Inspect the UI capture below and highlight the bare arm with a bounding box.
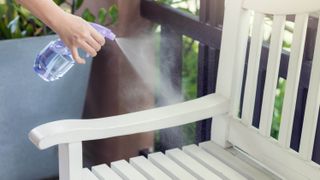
[17,0,105,64]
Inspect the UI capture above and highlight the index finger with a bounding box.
[89,26,105,46]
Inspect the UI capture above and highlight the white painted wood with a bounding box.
[299,16,320,160]
[29,93,228,150]
[199,142,281,180]
[58,142,83,180]
[213,0,251,148]
[228,120,320,180]
[243,0,320,15]
[129,156,171,180]
[165,148,222,180]
[148,152,197,180]
[182,144,248,180]
[259,15,286,136]
[229,10,251,118]
[92,164,123,180]
[83,168,99,180]
[198,142,273,180]
[29,1,320,180]
[278,14,309,147]
[242,12,265,126]
[216,0,249,99]
[210,115,232,148]
[111,160,147,180]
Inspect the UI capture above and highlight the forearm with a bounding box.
[16,0,66,32]
[16,0,105,64]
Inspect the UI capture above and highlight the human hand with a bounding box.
[53,13,106,64]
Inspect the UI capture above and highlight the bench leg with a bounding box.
[59,142,83,180]
[211,115,232,148]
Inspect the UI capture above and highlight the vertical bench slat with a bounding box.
[278,14,309,147]
[216,0,247,99]
[242,12,265,126]
[259,15,286,136]
[299,16,320,160]
[230,10,251,118]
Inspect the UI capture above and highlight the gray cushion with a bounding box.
[0,35,92,180]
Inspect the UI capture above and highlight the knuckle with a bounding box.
[81,31,90,39]
[72,36,81,45]
[71,35,79,41]
[76,39,83,45]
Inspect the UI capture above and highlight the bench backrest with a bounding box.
[214,0,320,179]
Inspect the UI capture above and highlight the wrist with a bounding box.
[47,10,69,33]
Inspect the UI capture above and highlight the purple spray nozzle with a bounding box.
[90,23,116,41]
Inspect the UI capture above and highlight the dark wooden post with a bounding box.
[196,0,224,143]
[82,0,154,166]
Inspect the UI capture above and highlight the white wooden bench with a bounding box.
[29,0,320,179]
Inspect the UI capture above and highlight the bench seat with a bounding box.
[82,141,278,180]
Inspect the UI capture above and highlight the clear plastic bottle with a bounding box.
[33,23,116,82]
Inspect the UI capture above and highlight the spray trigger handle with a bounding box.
[90,23,116,41]
[84,23,116,57]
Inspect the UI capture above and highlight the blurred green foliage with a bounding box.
[157,0,199,15]
[265,18,292,139]
[0,0,47,39]
[0,0,118,40]
[181,36,198,144]
[182,36,198,101]
[271,78,286,139]
[108,5,119,25]
[82,5,118,25]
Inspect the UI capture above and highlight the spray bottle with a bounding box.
[33,23,116,82]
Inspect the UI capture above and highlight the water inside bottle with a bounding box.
[34,40,74,81]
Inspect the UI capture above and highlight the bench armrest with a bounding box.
[29,93,229,150]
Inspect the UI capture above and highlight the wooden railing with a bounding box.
[141,0,223,150]
[140,0,320,164]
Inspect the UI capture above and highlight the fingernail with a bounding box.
[77,59,85,64]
